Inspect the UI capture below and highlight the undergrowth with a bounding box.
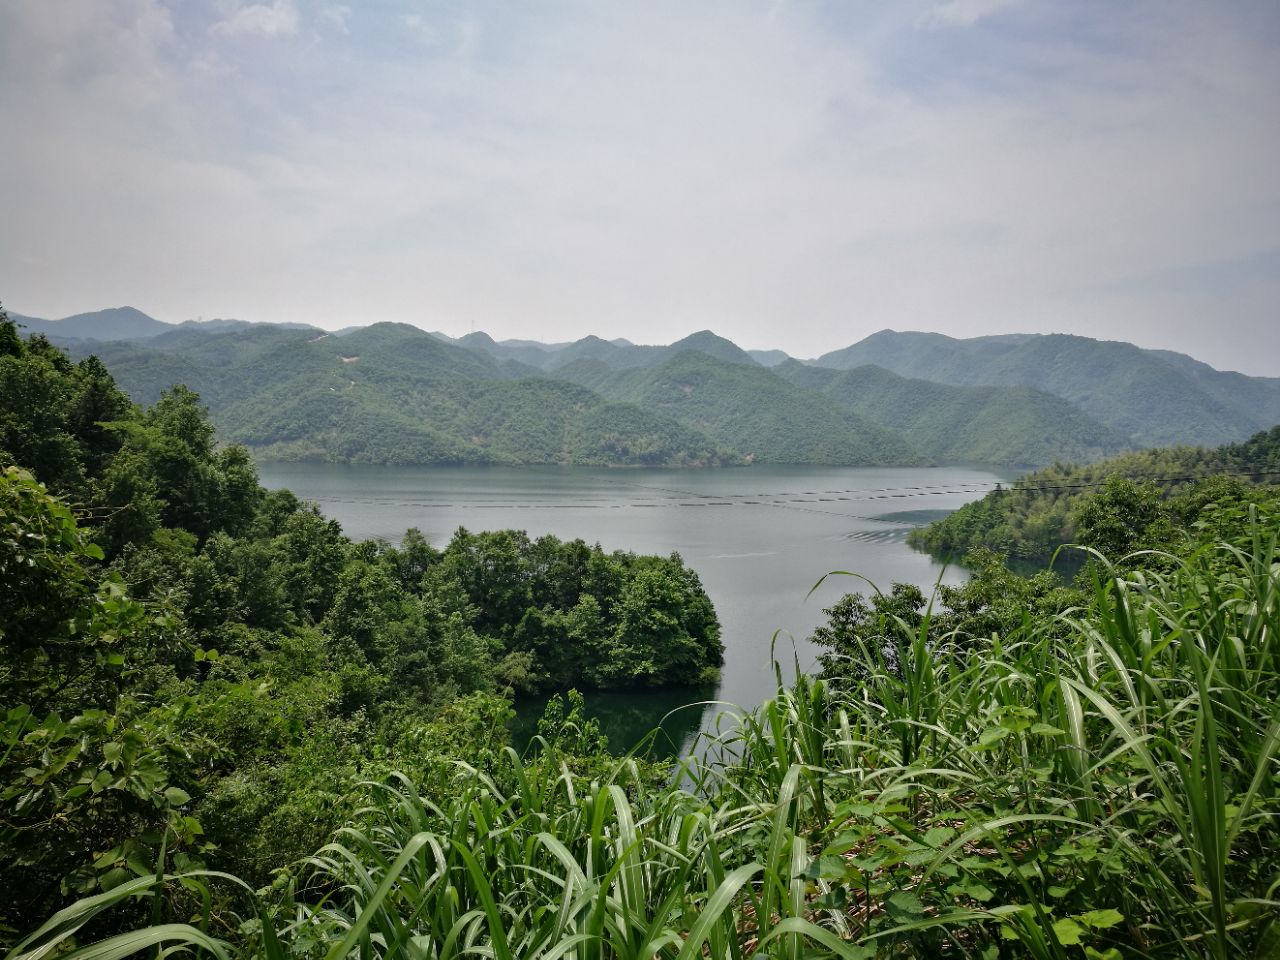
[9,519,1279,959]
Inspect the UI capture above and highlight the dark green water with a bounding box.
[256,463,1006,756]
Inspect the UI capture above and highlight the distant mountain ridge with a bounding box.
[21,304,1277,467]
[553,350,922,465]
[774,361,1126,468]
[816,329,1279,448]
[11,305,318,341]
[444,329,762,374]
[71,323,737,467]
[11,306,174,341]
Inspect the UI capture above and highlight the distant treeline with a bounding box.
[24,307,1280,469]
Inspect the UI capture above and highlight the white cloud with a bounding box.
[318,4,351,33]
[212,0,298,38]
[918,0,1022,29]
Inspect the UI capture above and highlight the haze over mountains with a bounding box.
[12,306,1279,470]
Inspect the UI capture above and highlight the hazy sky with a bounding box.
[1,1,1277,373]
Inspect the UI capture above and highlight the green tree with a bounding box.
[1072,475,1171,559]
[0,467,210,931]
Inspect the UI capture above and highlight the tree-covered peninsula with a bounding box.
[908,425,1280,563]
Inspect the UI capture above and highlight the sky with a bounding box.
[1,1,1278,374]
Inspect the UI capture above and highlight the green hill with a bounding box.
[62,318,1273,470]
[816,330,1278,447]
[467,329,760,374]
[560,350,923,465]
[909,424,1280,561]
[1147,347,1280,427]
[775,361,1126,467]
[12,305,320,343]
[70,324,736,466]
[75,324,921,467]
[11,305,174,341]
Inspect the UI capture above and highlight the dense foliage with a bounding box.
[11,484,1280,959]
[776,361,1126,468]
[558,350,922,465]
[0,313,721,941]
[8,306,1280,958]
[910,425,1280,562]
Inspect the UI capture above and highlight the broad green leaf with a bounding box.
[1053,917,1085,946]
[1078,908,1123,929]
[164,787,191,806]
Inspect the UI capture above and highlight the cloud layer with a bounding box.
[1,0,1277,373]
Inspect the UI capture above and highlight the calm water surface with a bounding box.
[256,463,1005,755]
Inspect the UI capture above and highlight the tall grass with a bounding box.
[9,521,1278,959]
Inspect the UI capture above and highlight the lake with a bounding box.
[256,463,1005,756]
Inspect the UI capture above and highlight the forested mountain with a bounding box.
[910,424,1280,561]
[556,350,922,465]
[10,305,174,340]
[1148,347,1280,426]
[463,329,759,374]
[815,329,1280,447]
[12,305,321,342]
[775,361,1126,467]
[66,324,738,466]
[65,323,914,467]
[24,303,1280,467]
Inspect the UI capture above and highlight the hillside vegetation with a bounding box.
[559,350,922,465]
[817,329,1280,447]
[23,305,1280,468]
[11,461,1280,958]
[71,324,737,467]
[775,361,1125,467]
[910,425,1280,561]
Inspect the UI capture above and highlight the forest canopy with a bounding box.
[908,426,1280,562]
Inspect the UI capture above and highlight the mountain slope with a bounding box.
[13,306,322,344]
[747,349,791,367]
[775,362,1126,467]
[816,330,1272,447]
[68,324,736,466]
[11,306,173,341]
[665,331,758,367]
[1147,348,1280,428]
[465,329,763,374]
[560,350,922,465]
